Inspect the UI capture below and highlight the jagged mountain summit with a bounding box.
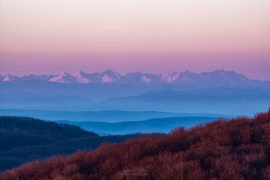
[74,71,90,83]
[49,72,77,83]
[1,74,56,82]
[0,69,266,86]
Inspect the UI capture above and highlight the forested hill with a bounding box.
[0,116,139,171]
[1,109,270,179]
[0,116,97,140]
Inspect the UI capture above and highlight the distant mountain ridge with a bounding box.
[1,69,269,115]
[57,116,217,135]
[1,69,265,85]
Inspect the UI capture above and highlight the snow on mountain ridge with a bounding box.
[0,69,258,85]
[159,72,180,83]
[49,72,77,83]
[3,75,11,82]
[102,74,114,82]
[2,75,19,82]
[141,76,151,83]
[101,69,121,82]
[74,71,90,83]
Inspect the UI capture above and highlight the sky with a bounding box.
[0,0,269,80]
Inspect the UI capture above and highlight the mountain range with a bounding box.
[1,69,267,86]
[1,69,269,115]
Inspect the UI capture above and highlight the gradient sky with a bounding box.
[0,0,270,80]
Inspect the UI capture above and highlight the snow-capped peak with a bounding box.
[74,71,90,83]
[59,71,70,76]
[49,72,76,83]
[141,76,151,83]
[102,74,114,82]
[160,72,179,83]
[101,69,121,82]
[3,75,11,81]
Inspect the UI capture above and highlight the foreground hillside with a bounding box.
[0,116,139,171]
[1,109,270,179]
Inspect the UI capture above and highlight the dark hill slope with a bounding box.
[0,116,97,151]
[0,116,138,171]
[1,109,270,179]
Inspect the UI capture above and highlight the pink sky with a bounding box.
[0,0,270,80]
